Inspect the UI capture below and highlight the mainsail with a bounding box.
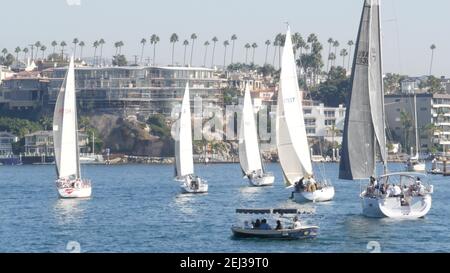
[276,27,313,187]
[239,84,264,176]
[175,83,194,177]
[339,0,387,180]
[53,56,81,179]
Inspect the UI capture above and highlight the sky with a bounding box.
[0,0,448,76]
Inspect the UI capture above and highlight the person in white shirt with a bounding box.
[393,184,402,197]
[293,216,302,229]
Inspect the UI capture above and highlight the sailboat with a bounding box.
[239,83,275,187]
[406,94,426,172]
[53,56,92,198]
[276,26,335,203]
[339,0,433,218]
[174,83,208,193]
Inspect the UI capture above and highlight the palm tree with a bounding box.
[51,41,58,55]
[14,47,21,60]
[340,49,348,68]
[118,41,124,55]
[230,34,237,64]
[332,40,340,67]
[264,40,271,65]
[347,40,354,71]
[292,32,302,59]
[23,48,29,62]
[150,35,160,66]
[244,43,251,64]
[327,38,333,72]
[1,48,7,58]
[203,41,210,67]
[98,38,105,66]
[93,40,99,66]
[40,45,47,60]
[272,37,279,67]
[170,33,179,65]
[114,42,120,56]
[211,36,218,68]
[34,41,42,60]
[183,40,189,66]
[140,38,147,63]
[60,41,67,59]
[429,44,436,75]
[251,43,258,64]
[72,38,79,59]
[223,40,229,69]
[78,41,85,60]
[328,53,336,69]
[189,33,197,66]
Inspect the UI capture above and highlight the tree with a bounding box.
[273,34,281,67]
[72,38,79,59]
[2,48,7,58]
[51,41,58,55]
[264,40,271,65]
[14,46,21,60]
[211,36,218,67]
[150,34,160,66]
[40,45,47,60]
[0,53,14,66]
[340,48,348,68]
[170,33,179,65]
[93,40,99,66]
[140,38,147,63]
[203,41,210,67]
[429,44,436,76]
[34,41,41,60]
[244,43,251,64]
[400,110,413,153]
[60,41,67,59]
[384,73,405,94]
[427,76,445,94]
[327,38,333,72]
[310,66,350,107]
[147,114,171,139]
[251,43,258,64]
[347,40,354,71]
[230,34,237,64]
[182,40,189,66]
[189,33,197,66]
[112,55,127,66]
[223,40,229,69]
[78,41,85,60]
[98,38,105,66]
[23,48,29,61]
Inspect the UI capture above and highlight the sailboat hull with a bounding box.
[180,177,208,194]
[406,162,426,172]
[248,175,275,187]
[56,179,92,198]
[361,194,432,219]
[293,186,335,203]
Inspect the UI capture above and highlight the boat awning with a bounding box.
[235,209,272,214]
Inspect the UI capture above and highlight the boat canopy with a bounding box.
[235,208,313,215]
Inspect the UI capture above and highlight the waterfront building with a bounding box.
[24,130,89,155]
[0,72,49,110]
[0,131,18,156]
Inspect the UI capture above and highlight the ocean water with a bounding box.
[0,163,448,253]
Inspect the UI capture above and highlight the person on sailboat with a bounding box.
[292,216,301,229]
[275,220,283,230]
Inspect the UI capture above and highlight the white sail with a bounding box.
[276,27,313,186]
[175,83,194,177]
[239,84,263,175]
[53,56,80,179]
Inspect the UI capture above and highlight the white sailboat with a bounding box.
[53,57,92,198]
[174,83,208,193]
[276,26,335,203]
[238,83,275,187]
[340,0,433,219]
[406,94,426,172]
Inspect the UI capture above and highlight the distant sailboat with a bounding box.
[174,83,208,193]
[339,0,433,218]
[276,26,335,203]
[238,83,274,187]
[406,94,426,172]
[53,56,92,198]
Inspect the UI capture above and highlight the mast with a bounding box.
[413,93,420,159]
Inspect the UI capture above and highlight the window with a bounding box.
[420,107,428,111]
[324,111,335,118]
[395,99,401,102]
[306,128,316,135]
[396,108,401,112]
[304,109,312,115]
[305,119,316,126]
[325,119,335,126]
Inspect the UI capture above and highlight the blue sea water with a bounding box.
[0,163,448,253]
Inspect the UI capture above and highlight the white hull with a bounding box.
[180,177,208,194]
[407,162,426,172]
[361,194,432,219]
[248,175,275,187]
[56,179,92,198]
[293,186,335,203]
